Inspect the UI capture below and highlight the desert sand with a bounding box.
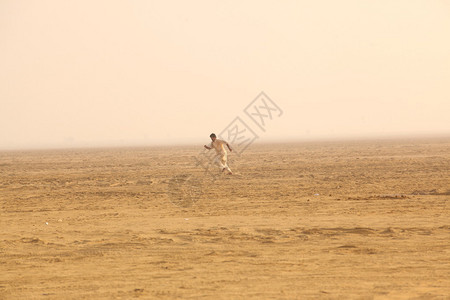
[1,138,449,299]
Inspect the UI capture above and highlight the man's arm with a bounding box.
[226,143,232,152]
[204,144,212,150]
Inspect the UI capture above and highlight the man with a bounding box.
[204,133,233,175]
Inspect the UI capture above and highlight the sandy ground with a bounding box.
[1,138,449,299]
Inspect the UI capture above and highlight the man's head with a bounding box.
[210,133,216,141]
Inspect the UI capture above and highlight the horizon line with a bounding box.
[1,133,449,152]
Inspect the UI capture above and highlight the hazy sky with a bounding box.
[1,0,449,150]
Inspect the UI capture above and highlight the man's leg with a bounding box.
[221,153,232,174]
[214,155,225,170]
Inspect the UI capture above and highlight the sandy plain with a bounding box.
[0,138,449,299]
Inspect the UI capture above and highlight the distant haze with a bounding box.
[1,0,449,150]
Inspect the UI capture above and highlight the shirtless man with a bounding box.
[204,133,233,175]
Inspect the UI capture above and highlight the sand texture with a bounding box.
[1,139,449,299]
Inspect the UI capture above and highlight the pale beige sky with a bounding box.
[1,0,449,149]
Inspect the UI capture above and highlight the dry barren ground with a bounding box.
[1,138,449,299]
